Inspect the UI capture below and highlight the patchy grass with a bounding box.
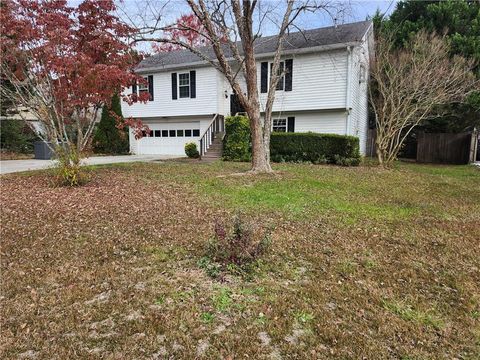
[1,161,479,359]
[381,299,444,330]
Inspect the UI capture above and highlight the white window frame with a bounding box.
[272,118,287,132]
[269,61,285,91]
[178,72,190,98]
[138,76,149,95]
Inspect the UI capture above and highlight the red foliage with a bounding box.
[0,0,146,136]
[153,13,225,53]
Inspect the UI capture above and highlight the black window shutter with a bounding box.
[132,80,137,95]
[285,59,293,91]
[190,70,196,98]
[260,62,268,93]
[287,117,295,132]
[148,75,154,101]
[171,73,177,100]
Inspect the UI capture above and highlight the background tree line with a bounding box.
[372,0,480,133]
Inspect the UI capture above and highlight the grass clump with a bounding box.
[198,215,272,279]
[200,312,215,323]
[382,300,444,330]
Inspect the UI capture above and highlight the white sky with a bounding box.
[70,0,398,52]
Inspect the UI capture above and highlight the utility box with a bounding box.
[34,141,54,160]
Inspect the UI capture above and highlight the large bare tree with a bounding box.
[132,0,345,173]
[369,31,479,167]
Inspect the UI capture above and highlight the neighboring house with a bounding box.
[0,107,43,134]
[122,20,373,156]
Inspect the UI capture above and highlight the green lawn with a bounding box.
[1,161,479,359]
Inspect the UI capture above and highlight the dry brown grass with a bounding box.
[1,161,479,359]
[0,151,34,160]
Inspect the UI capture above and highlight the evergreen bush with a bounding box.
[222,115,251,162]
[93,93,129,154]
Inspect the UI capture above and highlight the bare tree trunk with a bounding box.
[239,5,272,173]
[376,145,384,167]
[247,106,271,172]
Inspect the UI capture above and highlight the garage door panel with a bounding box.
[137,121,201,155]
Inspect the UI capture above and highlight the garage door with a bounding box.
[137,122,201,155]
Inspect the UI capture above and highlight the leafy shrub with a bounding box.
[0,119,38,153]
[333,154,361,166]
[223,118,360,166]
[92,93,129,154]
[222,115,251,161]
[199,215,272,279]
[53,145,88,187]
[270,132,361,165]
[185,141,200,158]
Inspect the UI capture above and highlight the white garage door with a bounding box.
[137,122,201,155]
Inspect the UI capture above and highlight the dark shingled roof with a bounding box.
[137,20,372,71]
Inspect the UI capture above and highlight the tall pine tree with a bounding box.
[93,93,129,154]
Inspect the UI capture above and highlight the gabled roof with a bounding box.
[137,20,372,72]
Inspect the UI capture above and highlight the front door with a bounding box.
[230,93,245,115]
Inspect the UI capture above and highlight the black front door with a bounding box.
[230,93,245,115]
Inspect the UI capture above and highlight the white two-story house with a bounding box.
[122,20,373,156]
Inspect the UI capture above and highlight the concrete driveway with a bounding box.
[0,155,180,175]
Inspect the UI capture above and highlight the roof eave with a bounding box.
[135,40,361,74]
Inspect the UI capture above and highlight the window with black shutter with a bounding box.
[148,75,154,101]
[287,117,295,132]
[179,73,190,98]
[285,59,293,91]
[138,77,149,96]
[260,62,268,93]
[190,70,196,98]
[171,73,177,99]
[270,61,285,90]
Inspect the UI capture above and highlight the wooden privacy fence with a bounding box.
[366,129,478,164]
[417,131,476,164]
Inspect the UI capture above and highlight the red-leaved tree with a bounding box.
[0,0,148,181]
[152,13,225,53]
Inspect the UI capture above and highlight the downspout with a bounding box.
[345,46,353,135]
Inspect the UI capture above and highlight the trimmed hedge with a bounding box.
[222,115,251,162]
[270,132,360,165]
[222,116,361,166]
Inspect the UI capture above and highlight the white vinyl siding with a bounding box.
[269,111,347,135]
[347,27,372,154]
[258,50,348,112]
[122,67,220,118]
